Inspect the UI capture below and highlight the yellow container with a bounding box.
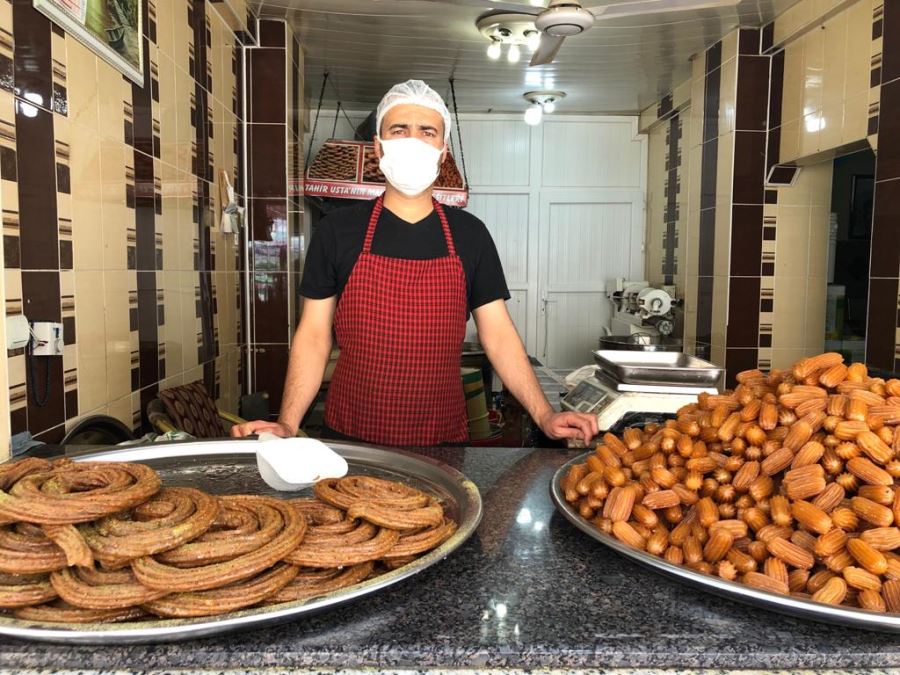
[461,367,490,438]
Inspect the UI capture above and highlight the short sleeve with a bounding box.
[469,226,510,311]
[299,220,338,299]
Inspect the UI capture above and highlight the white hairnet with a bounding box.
[376,80,452,141]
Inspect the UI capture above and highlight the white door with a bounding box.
[537,189,645,368]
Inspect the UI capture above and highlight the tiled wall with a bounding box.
[644,85,692,294]
[641,0,889,380]
[246,19,304,414]
[0,0,263,455]
[867,0,900,371]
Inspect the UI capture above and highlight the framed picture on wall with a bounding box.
[848,174,874,240]
[34,0,143,86]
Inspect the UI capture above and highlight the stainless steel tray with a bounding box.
[0,440,482,644]
[593,349,723,386]
[551,452,900,633]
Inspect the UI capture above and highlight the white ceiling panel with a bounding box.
[256,0,800,114]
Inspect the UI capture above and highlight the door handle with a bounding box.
[541,296,556,360]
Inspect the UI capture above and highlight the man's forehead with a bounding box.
[383,104,443,126]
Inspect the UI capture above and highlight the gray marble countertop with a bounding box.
[3,446,900,671]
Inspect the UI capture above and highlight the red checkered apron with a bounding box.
[325,196,469,446]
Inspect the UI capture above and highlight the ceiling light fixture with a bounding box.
[524,104,543,126]
[523,90,566,125]
[476,12,538,65]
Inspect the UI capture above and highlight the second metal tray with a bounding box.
[0,440,482,644]
[551,451,900,633]
[593,349,723,386]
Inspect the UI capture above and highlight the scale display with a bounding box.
[562,378,612,414]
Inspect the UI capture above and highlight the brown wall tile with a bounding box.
[12,0,51,111]
[866,277,899,369]
[733,131,766,204]
[250,123,286,198]
[16,100,58,269]
[871,178,900,278]
[736,56,769,131]
[250,49,285,124]
[726,277,761,348]
[252,343,288,410]
[252,271,288,344]
[876,79,900,182]
[730,205,763,276]
[882,0,900,86]
[258,20,284,48]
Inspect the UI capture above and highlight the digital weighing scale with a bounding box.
[561,351,723,432]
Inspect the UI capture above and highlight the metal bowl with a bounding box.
[597,334,683,352]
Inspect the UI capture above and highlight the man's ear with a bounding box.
[440,143,448,164]
[374,135,383,159]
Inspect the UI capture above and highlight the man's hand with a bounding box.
[230,420,294,438]
[537,410,599,444]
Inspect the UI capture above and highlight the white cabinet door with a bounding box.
[537,189,645,368]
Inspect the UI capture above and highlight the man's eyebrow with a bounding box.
[388,123,409,129]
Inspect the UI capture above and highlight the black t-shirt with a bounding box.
[300,200,510,313]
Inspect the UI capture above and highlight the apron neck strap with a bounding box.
[362,196,457,257]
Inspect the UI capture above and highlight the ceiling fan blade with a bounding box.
[529,34,565,66]
[587,0,740,19]
[392,0,540,12]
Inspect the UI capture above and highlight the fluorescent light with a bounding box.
[524,104,542,126]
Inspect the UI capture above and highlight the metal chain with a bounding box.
[332,101,341,138]
[448,77,469,189]
[304,72,329,170]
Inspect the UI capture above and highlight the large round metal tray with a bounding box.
[551,451,900,633]
[0,440,482,644]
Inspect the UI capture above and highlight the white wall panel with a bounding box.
[466,193,529,285]
[541,120,644,189]
[547,202,635,285]
[457,119,531,187]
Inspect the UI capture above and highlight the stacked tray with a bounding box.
[593,350,723,387]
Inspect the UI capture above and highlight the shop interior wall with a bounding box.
[641,0,883,380]
[0,0,262,458]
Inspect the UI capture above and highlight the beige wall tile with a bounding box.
[845,0,872,100]
[721,29,739,63]
[783,43,805,125]
[65,38,100,132]
[818,103,843,151]
[711,276,728,348]
[719,58,737,138]
[180,271,200,372]
[162,271,184,376]
[775,205,811,277]
[71,130,103,271]
[805,276,827,353]
[822,11,848,112]
[772,276,808,349]
[74,271,108,412]
[104,270,133,401]
[155,0,176,62]
[780,118,801,163]
[842,92,869,144]
[714,204,732,278]
[157,53,178,171]
[100,142,128,271]
[808,206,831,278]
[771,347,808,369]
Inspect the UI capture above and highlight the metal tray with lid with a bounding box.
[0,440,482,644]
[551,452,900,633]
[593,349,723,386]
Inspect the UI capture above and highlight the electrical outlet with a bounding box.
[31,321,63,356]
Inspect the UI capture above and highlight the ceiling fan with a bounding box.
[405,0,742,66]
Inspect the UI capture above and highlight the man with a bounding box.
[233,80,597,445]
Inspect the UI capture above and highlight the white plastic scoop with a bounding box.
[255,433,348,491]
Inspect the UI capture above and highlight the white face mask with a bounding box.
[378,138,443,197]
